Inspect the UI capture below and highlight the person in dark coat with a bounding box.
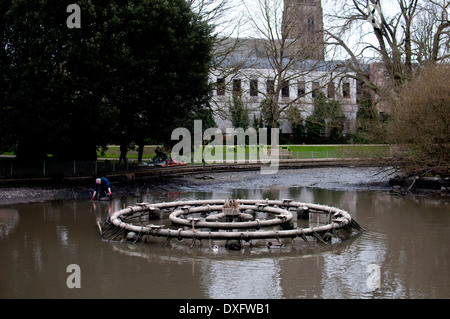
[92,177,112,200]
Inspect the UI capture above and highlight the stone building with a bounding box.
[283,0,325,61]
[210,0,359,138]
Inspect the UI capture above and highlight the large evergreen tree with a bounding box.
[108,0,214,162]
[1,0,116,161]
[0,0,213,162]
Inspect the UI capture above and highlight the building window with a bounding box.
[327,82,335,99]
[281,80,289,98]
[308,17,314,31]
[343,82,350,98]
[312,81,320,98]
[267,79,275,96]
[250,79,258,97]
[298,81,306,97]
[217,78,225,96]
[233,79,241,96]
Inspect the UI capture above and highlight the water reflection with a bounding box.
[92,200,114,224]
[0,208,19,239]
[0,183,449,299]
[202,258,283,299]
[321,230,388,298]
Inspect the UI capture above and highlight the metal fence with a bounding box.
[0,159,128,179]
[0,150,375,179]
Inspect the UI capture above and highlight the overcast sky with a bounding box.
[212,0,401,60]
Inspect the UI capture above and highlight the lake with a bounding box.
[1,167,449,299]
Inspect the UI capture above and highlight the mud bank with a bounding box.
[171,166,392,192]
[2,166,447,205]
[0,167,394,205]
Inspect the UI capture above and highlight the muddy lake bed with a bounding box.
[1,167,449,300]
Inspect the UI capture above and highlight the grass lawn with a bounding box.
[284,144,390,159]
[94,144,390,161]
[97,145,159,160]
[2,144,389,161]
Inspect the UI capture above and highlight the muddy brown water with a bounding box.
[0,167,449,299]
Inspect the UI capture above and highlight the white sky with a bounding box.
[213,0,402,60]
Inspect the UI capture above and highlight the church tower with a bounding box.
[283,0,325,61]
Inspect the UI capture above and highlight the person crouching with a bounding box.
[92,177,112,200]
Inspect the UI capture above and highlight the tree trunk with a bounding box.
[119,142,127,166]
[137,141,144,163]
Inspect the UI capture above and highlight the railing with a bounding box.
[0,159,130,179]
[0,149,384,179]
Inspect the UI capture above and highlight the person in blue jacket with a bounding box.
[92,177,112,200]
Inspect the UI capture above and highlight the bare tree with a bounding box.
[325,0,450,174]
[239,0,349,129]
[190,0,244,64]
[412,0,450,63]
[387,64,450,174]
[325,0,450,93]
[190,0,250,124]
